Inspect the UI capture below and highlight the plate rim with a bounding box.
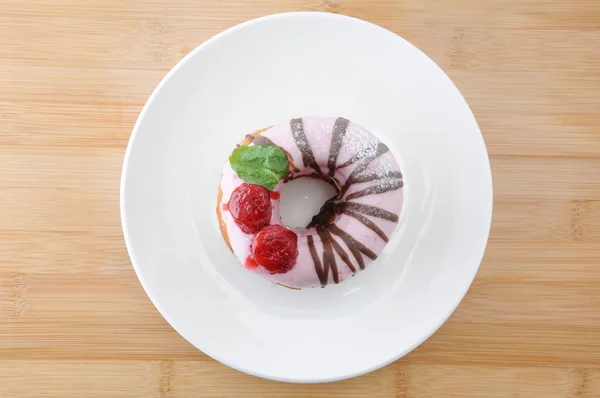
[120,11,494,383]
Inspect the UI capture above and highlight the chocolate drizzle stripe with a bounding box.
[257,117,403,286]
[252,135,276,146]
[338,142,388,170]
[290,118,322,174]
[349,143,389,176]
[345,180,404,201]
[337,144,376,169]
[350,170,403,185]
[328,233,357,273]
[340,143,390,194]
[339,202,399,222]
[317,228,339,284]
[342,208,389,243]
[327,223,377,269]
[327,117,350,177]
[307,235,327,287]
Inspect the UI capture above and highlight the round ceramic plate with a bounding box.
[121,12,492,383]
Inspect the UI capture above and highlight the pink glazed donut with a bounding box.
[217,116,404,289]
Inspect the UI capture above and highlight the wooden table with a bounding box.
[1,0,599,396]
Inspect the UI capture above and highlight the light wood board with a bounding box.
[1,0,599,396]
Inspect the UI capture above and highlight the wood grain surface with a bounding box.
[1,0,599,396]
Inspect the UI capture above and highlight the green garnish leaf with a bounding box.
[229,145,289,190]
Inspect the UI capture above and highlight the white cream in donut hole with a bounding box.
[219,116,404,289]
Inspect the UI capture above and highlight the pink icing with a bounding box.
[219,117,404,289]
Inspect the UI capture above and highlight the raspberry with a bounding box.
[251,225,298,274]
[228,183,271,234]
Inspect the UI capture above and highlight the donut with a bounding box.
[217,116,404,289]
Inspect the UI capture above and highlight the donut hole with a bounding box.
[278,176,337,228]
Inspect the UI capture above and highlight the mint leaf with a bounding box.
[229,145,289,190]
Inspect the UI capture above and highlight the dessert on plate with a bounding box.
[217,116,404,289]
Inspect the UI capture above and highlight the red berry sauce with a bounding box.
[244,257,259,271]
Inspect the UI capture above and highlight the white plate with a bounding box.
[121,12,492,383]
